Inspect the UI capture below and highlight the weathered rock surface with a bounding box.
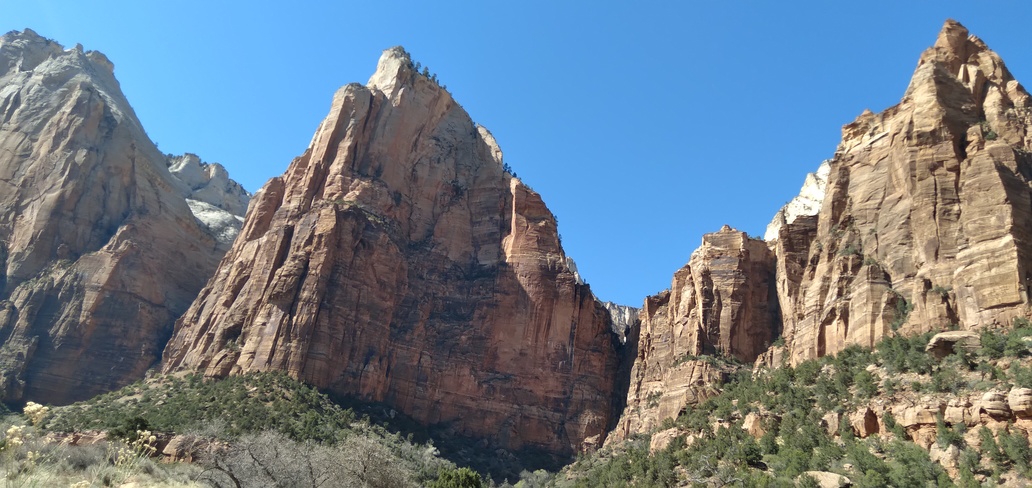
[925,330,981,359]
[0,30,244,404]
[764,160,830,242]
[801,471,851,488]
[773,20,1032,365]
[977,391,1011,419]
[610,226,777,442]
[602,301,638,344]
[167,153,251,246]
[162,47,621,457]
[850,407,879,438]
[1008,387,1032,418]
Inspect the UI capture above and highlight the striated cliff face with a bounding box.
[610,226,778,441]
[162,47,621,457]
[772,20,1032,365]
[0,30,247,404]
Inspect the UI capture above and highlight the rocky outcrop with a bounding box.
[0,30,247,404]
[602,301,638,344]
[167,153,251,246]
[925,330,981,359]
[161,47,621,458]
[764,160,830,242]
[772,20,1032,365]
[609,226,778,442]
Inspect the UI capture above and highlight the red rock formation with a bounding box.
[610,226,777,441]
[771,20,1032,364]
[162,47,620,456]
[0,30,244,404]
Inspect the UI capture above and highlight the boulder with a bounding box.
[850,407,879,438]
[979,391,1012,420]
[800,471,851,488]
[649,428,681,454]
[925,331,981,360]
[1008,388,1032,418]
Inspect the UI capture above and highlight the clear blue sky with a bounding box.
[4,1,1032,306]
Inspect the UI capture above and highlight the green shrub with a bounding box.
[854,370,879,398]
[936,416,964,449]
[430,467,483,488]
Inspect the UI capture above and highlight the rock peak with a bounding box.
[367,45,417,95]
[933,19,969,56]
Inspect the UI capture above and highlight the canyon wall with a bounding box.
[610,226,777,442]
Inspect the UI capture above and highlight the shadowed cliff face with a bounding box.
[772,19,1032,365]
[0,30,247,404]
[162,47,622,457]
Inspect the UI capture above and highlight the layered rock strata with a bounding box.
[0,30,246,404]
[162,47,621,456]
[771,20,1032,364]
[610,226,778,441]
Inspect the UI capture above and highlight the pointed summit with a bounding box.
[366,46,415,95]
[164,43,618,459]
[909,19,1023,110]
[765,19,1032,370]
[931,19,971,60]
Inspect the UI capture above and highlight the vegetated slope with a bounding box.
[582,18,1032,488]
[41,371,468,487]
[611,17,1032,450]
[560,325,1032,487]
[162,46,625,462]
[0,29,248,405]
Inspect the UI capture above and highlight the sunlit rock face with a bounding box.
[167,153,251,247]
[162,47,623,457]
[609,226,778,442]
[0,29,246,404]
[772,19,1032,365]
[612,18,1032,442]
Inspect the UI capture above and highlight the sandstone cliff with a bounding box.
[772,20,1032,365]
[162,47,621,457]
[0,30,247,404]
[610,226,778,441]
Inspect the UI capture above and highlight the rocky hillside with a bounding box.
[592,18,1032,486]
[0,29,248,405]
[161,47,624,459]
[613,18,1032,436]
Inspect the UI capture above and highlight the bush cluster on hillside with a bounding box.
[557,323,1032,487]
